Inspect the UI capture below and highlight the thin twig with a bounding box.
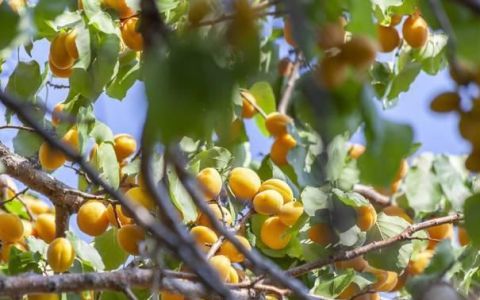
[0,125,35,132]
[353,184,391,207]
[240,90,268,118]
[278,53,301,114]
[46,81,70,89]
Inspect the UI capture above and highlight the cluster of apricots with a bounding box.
[429,68,480,172]
[283,12,429,89]
[240,90,297,166]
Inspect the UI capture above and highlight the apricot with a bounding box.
[367,267,398,292]
[402,14,429,48]
[34,213,56,243]
[258,179,293,203]
[22,220,33,238]
[348,144,365,159]
[50,32,75,70]
[77,201,109,236]
[390,14,403,26]
[208,255,231,281]
[317,21,345,50]
[39,142,67,171]
[458,226,470,246]
[47,237,75,273]
[337,282,360,299]
[283,18,297,47]
[315,55,348,89]
[270,134,297,166]
[125,187,156,212]
[241,90,257,119]
[160,291,184,300]
[117,224,145,255]
[190,225,218,251]
[106,204,132,227]
[196,168,222,200]
[1,243,25,262]
[260,216,291,250]
[188,0,209,24]
[356,293,380,300]
[228,167,261,200]
[253,190,283,215]
[49,59,72,78]
[116,0,135,18]
[427,223,453,240]
[278,57,293,77]
[383,206,412,223]
[114,134,137,162]
[308,223,335,246]
[356,205,377,231]
[278,201,304,226]
[51,103,65,127]
[407,250,434,275]
[335,256,368,272]
[64,31,79,60]
[377,25,400,52]
[218,235,251,263]
[0,213,24,243]
[395,159,409,181]
[24,196,50,215]
[28,294,59,300]
[265,112,292,137]
[121,17,143,51]
[227,266,239,283]
[196,203,232,228]
[340,36,377,70]
[430,92,461,113]
[62,127,80,154]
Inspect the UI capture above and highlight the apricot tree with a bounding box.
[0,0,480,299]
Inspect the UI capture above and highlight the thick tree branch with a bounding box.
[353,184,390,207]
[287,213,463,277]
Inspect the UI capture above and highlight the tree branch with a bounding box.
[0,125,35,132]
[353,184,391,207]
[278,53,301,114]
[287,213,463,277]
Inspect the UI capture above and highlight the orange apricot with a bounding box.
[190,225,218,251]
[377,25,400,52]
[106,204,132,227]
[39,142,67,171]
[270,134,297,166]
[278,201,304,226]
[258,179,293,203]
[47,237,75,273]
[240,90,257,119]
[49,59,72,78]
[228,167,261,201]
[260,216,291,250]
[308,223,335,246]
[121,17,143,51]
[113,134,137,162]
[34,213,56,243]
[51,103,65,127]
[402,14,429,48]
[117,224,145,255]
[383,205,412,223]
[62,127,80,154]
[50,32,75,70]
[340,36,377,71]
[356,205,377,231]
[430,92,461,113]
[458,226,470,246]
[427,222,453,240]
[125,187,156,212]
[0,213,24,243]
[196,203,232,228]
[335,256,368,272]
[208,255,231,281]
[407,250,434,275]
[265,112,293,137]
[337,282,360,299]
[77,200,109,236]
[218,235,251,263]
[64,31,79,60]
[253,190,283,215]
[196,168,222,200]
[367,267,398,292]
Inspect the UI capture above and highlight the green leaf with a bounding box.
[383,57,422,104]
[166,166,198,223]
[301,186,329,217]
[0,2,20,50]
[311,269,355,297]
[332,189,369,207]
[4,199,29,219]
[90,121,114,143]
[82,0,117,34]
[365,213,415,271]
[464,193,480,247]
[26,236,48,258]
[66,231,105,271]
[189,147,232,174]
[288,129,324,187]
[424,240,455,275]
[95,142,120,189]
[249,82,276,136]
[94,228,129,270]
[34,0,71,37]
[413,32,448,75]
[13,130,43,158]
[347,0,375,37]
[107,52,140,100]
[8,247,43,275]
[6,61,44,101]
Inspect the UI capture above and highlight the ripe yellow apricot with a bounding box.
[0,213,24,243]
[64,31,79,60]
[317,21,345,50]
[258,179,293,203]
[367,267,398,292]
[356,293,380,300]
[383,205,412,223]
[335,256,369,272]
[190,225,218,251]
[117,224,145,255]
[283,18,297,47]
[241,90,257,119]
[47,237,75,273]
[160,291,184,300]
[49,59,72,78]
[62,127,80,154]
[308,223,335,246]
[1,243,26,262]
[28,294,59,300]
[24,196,50,215]
[197,203,232,228]
[218,235,251,263]
[114,134,137,162]
[51,103,65,127]
[208,255,231,281]
[337,282,360,299]
[270,134,297,166]
[348,144,365,159]
[427,222,453,240]
[228,167,261,200]
[227,266,239,283]
[458,226,469,246]
[356,205,377,231]
[278,201,304,226]
[430,92,461,113]
[50,32,75,70]
[407,250,434,275]
[125,187,156,212]
[278,58,293,77]
[315,55,348,89]
[377,25,400,52]
[39,142,67,171]
[340,36,377,71]
[253,190,283,215]
[121,17,143,51]
[260,216,291,250]
[196,168,222,200]
[106,204,132,227]
[265,112,292,137]
[402,14,429,48]
[34,213,56,243]
[77,201,109,236]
